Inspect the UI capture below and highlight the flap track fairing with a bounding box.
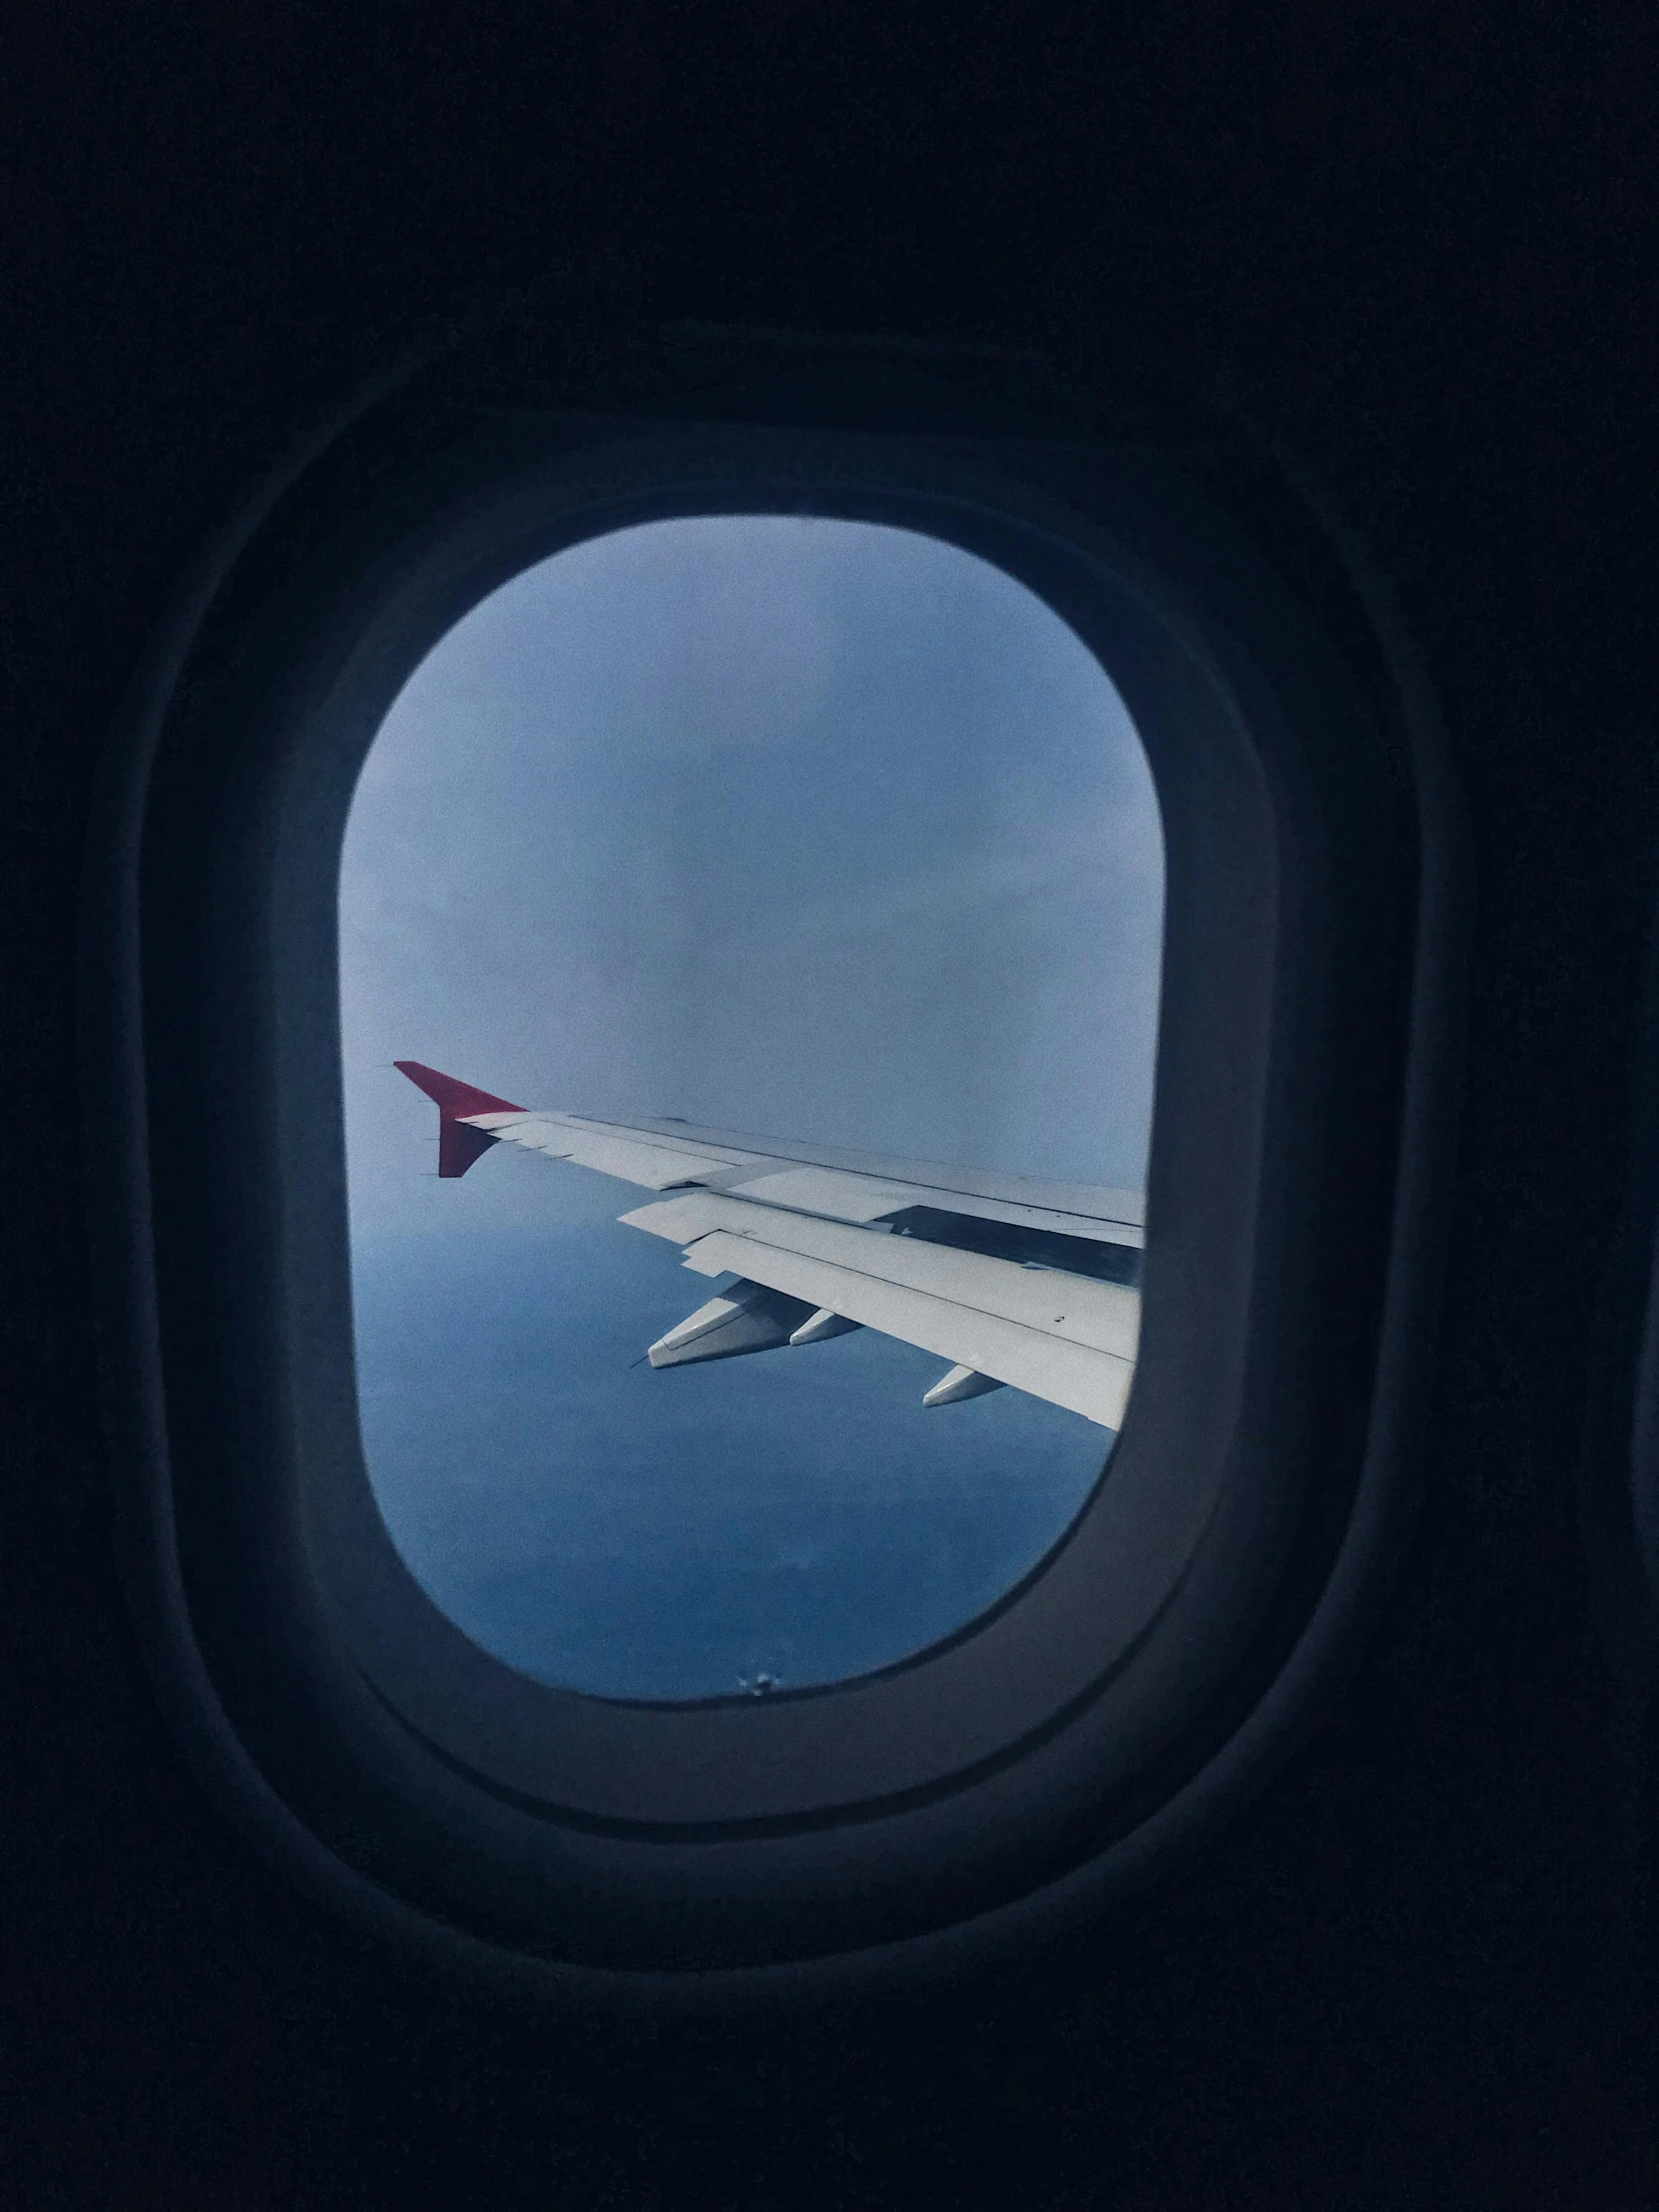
[647,1281,816,1370]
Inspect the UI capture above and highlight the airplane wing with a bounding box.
[394,1060,1143,1429]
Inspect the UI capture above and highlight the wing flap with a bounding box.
[661,1224,1133,1429]
[621,1190,1139,1428]
[621,1192,1141,1362]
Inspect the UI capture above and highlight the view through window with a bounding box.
[340,516,1164,1699]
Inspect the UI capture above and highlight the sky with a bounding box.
[340,515,1164,1233]
[336,516,1166,1699]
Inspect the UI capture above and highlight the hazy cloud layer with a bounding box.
[340,516,1165,1236]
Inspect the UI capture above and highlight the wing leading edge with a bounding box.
[394,1060,1142,1428]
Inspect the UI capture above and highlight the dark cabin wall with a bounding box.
[3,5,1654,2205]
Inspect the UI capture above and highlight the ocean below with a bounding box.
[351,1224,1111,1701]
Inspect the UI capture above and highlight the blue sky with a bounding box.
[336,517,1165,1698]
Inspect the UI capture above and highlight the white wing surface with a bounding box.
[468,1108,1144,1248]
[395,1061,1144,1429]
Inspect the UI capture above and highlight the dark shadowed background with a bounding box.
[6,4,1655,2205]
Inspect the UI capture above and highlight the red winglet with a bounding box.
[394,1060,526,1179]
[394,1060,524,1118]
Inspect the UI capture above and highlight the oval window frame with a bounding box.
[90,329,1460,1986]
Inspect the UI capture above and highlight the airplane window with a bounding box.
[115,377,1440,1972]
[339,514,1164,1700]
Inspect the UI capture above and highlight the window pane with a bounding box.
[339,516,1163,1699]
